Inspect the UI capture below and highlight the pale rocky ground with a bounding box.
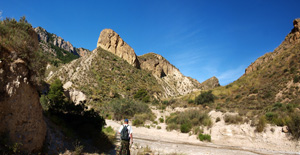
[106,107,300,155]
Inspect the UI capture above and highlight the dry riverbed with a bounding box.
[106,107,300,155]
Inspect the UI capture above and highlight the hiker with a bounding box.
[118,119,133,155]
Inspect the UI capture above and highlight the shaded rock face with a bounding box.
[245,19,300,75]
[139,53,202,96]
[0,51,46,152]
[97,29,140,68]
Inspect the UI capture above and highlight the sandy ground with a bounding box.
[106,107,300,155]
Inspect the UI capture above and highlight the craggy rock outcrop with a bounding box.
[0,53,46,152]
[139,53,201,96]
[34,27,90,57]
[97,29,140,68]
[76,47,90,57]
[245,19,300,75]
[201,76,220,90]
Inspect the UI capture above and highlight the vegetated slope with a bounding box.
[0,17,46,153]
[47,47,164,105]
[34,27,90,65]
[213,19,300,114]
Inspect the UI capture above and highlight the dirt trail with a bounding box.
[106,120,299,155]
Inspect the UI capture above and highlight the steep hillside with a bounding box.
[0,17,46,153]
[46,47,164,104]
[34,27,90,65]
[212,19,300,114]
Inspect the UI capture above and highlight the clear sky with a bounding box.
[1,0,300,85]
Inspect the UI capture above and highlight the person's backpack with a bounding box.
[120,125,130,141]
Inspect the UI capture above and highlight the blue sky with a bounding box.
[1,0,300,85]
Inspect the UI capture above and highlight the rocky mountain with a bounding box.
[0,18,46,153]
[212,19,300,112]
[97,29,219,97]
[34,27,90,64]
[47,28,220,104]
[139,53,203,96]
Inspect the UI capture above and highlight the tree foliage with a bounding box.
[195,90,215,105]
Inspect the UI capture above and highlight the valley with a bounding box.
[1,15,300,155]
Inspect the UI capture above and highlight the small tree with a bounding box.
[47,79,66,112]
[195,90,215,105]
[287,112,300,140]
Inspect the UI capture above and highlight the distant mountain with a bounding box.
[213,19,300,111]
[47,29,220,104]
[34,27,90,65]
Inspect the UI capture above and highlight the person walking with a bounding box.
[118,119,133,155]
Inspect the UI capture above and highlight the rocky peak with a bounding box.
[35,27,48,42]
[76,47,90,57]
[34,27,80,56]
[201,76,220,90]
[139,52,202,96]
[285,18,300,44]
[97,29,140,68]
[139,52,177,78]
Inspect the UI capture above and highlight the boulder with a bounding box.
[282,126,289,133]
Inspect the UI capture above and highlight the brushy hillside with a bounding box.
[47,47,164,106]
[212,19,300,115]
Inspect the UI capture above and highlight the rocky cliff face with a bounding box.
[34,27,90,57]
[0,25,46,152]
[139,53,204,96]
[97,29,140,68]
[245,19,300,75]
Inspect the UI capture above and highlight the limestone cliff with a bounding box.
[97,29,140,68]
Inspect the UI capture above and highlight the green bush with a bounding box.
[134,89,150,102]
[109,99,153,121]
[159,117,164,123]
[287,112,300,140]
[180,123,192,133]
[166,110,212,133]
[195,90,215,105]
[188,99,194,104]
[293,75,300,83]
[256,116,266,132]
[198,133,211,142]
[157,126,161,129]
[216,117,221,122]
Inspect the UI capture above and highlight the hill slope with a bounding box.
[47,47,164,104]
[212,19,300,114]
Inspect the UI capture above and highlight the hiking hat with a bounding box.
[124,119,128,122]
